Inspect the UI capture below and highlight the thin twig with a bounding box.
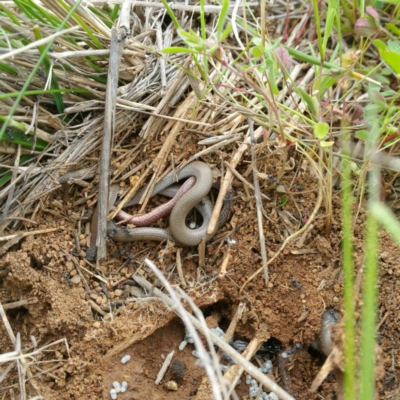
[223,161,270,201]
[96,27,122,261]
[155,350,174,385]
[249,119,268,282]
[0,228,57,241]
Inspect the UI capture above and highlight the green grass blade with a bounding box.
[18,0,61,26]
[216,0,229,41]
[2,130,48,151]
[0,5,21,24]
[359,102,381,400]
[33,26,65,114]
[200,0,206,40]
[0,88,89,100]
[110,4,120,22]
[312,0,323,59]
[160,0,180,28]
[359,208,379,400]
[0,62,18,75]
[341,125,356,400]
[57,0,104,49]
[370,202,400,246]
[0,155,33,187]
[13,0,47,23]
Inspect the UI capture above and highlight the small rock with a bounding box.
[70,275,81,284]
[165,381,178,391]
[171,360,186,383]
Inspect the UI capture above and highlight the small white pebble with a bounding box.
[70,274,81,284]
[179,340,187,350]
[261,392,269,400]
[246,375,252,385]
[227,238,237,245]
[269,392,278,400]
[110,388,117,399]
[281,352,288,358]
[121,381,128,393]
[192,350,200,358]
[112,381,121,393]
[121,355,131,364]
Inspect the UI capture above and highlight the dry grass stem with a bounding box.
[2,298,38,311]
[155,350,174,385]
[88,1,258,13]
[0,26,80,62]
[0,228,57,242]
[223,161,270,201]
[249,119,268,283]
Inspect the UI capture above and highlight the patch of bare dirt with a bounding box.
[1,144,399,400]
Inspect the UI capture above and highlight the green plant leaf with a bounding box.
[268,68,280,95]
[365,102,385,117]
[387,39,400,52]
[0,88,89,100]
[357,130,370,140]
[369,89,387,106]
[314,75,339,98]
[321,140,334,147]
[33,25,65,114]
[0,155,33,187]
[160,0,180,28]
[370,202,400,247]
[162,47,197,54]
[3,131,47,150]
[386,23,400,37]
[219,23,232,42]
[0,62,18,75]
[278,194,289,207]
[216,0,229,41]
[373,39,400,75]
[314,122,330,139]
[322,7,336,53]
[178,28,205,51]
[297,88,319,118]
[200,0,206,40]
